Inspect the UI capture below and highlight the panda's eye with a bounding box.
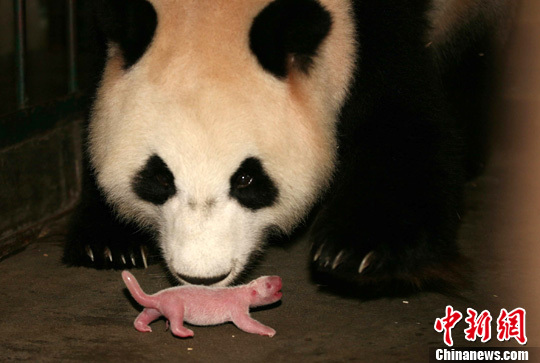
[229,157,278,210]
[235,174,253,189]
[155,174,170,188]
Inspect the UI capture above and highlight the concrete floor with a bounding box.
[0,164,538,362]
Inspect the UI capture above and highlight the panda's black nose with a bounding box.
[177,272,230,286]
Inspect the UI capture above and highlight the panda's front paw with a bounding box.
[309,228,377,282]
[310,236,396,286]
[63,212,160,270]
[311,242,375,275]
[84,244,151,269]
[63,239,155,270]
[308,212,465,296]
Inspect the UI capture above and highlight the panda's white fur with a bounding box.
[89,0,356,284]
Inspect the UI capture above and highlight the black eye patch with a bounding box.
[230,157,279,211]
[132,154,176,205]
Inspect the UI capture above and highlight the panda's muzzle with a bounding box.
[175,271,231,286]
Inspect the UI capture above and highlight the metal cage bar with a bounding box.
[67,0,78,93]
[13,0,27,109]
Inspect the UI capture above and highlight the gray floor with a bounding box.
[0,163,538,361]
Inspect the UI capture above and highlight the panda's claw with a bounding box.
[121,254,127,265]
[331,250,345,270]
[85,246,95,262]
[130,252,137,266]
[358,251,374,274]
[313,243,325,262]
[141,246,148,269]
[104,247,113,263]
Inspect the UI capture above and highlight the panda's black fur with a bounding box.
[309,0,466,294]
[64,0,508,294]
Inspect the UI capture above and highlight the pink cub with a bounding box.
[122,271,282,338]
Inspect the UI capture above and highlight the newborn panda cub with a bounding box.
[122,271,283,338]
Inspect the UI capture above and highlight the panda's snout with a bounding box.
[161,195,257,286]
[176,271,231,286]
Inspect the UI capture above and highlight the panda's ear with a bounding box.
[249,0,332,79]
[92,0,158,69]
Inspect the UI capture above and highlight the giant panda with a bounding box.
[64,0,513,291]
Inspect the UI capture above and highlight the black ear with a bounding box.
[92,0,158,69]
[249,0,332,79]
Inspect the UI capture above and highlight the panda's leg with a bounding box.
[309,95,465,294]
[308,1,467,294]
[63,169,158,269]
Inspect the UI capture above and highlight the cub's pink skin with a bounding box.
[122,271,282,338]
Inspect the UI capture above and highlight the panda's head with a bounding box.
[88,0,356,285]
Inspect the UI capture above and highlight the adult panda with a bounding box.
[64,0,512,291]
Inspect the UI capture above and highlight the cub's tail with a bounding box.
[121,271,156,308]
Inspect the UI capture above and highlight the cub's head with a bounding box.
[89,0,356,285]
[249,276,283,307]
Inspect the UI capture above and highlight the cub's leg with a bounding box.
[231,312,276,337]
[134,308,162,332]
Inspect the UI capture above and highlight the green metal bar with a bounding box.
[67,0,78,93]
[14,0,27,109]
